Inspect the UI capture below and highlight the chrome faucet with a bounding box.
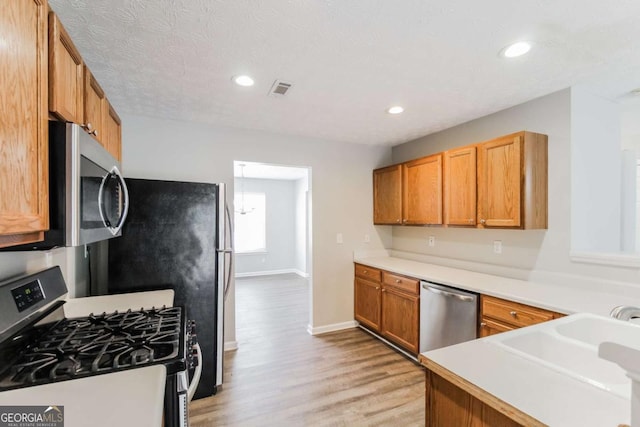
[610,305,640,321]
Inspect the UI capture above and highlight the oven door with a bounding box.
[67,124,129,246]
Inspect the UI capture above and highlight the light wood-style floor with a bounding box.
[189,274,425,426]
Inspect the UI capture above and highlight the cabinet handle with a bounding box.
[395,279,401,283]
[468,219,474,224]
[480,219,486,224]
[375,287,380,290]
[480,322,487,327]
[381,289,386,292]
[363,270,367,274]
[85,122,93,131]
[510,311,517,317]
[396,219,401,223]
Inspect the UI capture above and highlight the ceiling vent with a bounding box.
[269,80,293,96]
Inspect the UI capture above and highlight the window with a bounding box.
[234,192,266,253]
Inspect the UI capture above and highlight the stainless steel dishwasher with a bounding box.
[420,281,478,353]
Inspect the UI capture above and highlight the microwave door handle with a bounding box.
[97,166,129,236]
[111,166,129,234]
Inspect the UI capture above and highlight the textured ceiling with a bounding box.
[48,0,640,146]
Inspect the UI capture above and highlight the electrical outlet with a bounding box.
[44,251,53,267]
[336,233,343,244]
[364,234,370,243]
[493,240,502,254]
[428,236,435,247]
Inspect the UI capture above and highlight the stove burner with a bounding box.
[0,306,183,390]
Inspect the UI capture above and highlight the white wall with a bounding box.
[391,88,640,288]
[570,86,622,253]
[121,115,393,341]
[0,246,89,298]
[294,175,309,276]
[234,177,297,275]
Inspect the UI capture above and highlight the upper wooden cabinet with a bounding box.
[0,0,50,248]
[103,100,122,161]
[83,66,105,144]
[373,165,402,225]
[477,132,547,229]
[403,154,443,225]
[48,12,83,123]
[444,146,476,226]
[372,131,548,230]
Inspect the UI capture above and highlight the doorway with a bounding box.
[232,161,312,341]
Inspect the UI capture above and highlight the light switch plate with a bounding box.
[493,240,502,254]
[337,233,343,244]
[428,236,435,247]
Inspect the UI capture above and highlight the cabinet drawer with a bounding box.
[354,264,381,282]
[482,296,554,328]
[382,272,419,295]
[479,317,515,337]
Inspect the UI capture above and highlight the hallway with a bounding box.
[189,274,425,426]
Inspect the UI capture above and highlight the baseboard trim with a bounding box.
[235,269,297,278]
[306,320,358,336]
[224,341,238,351]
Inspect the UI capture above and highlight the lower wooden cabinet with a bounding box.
[425,369,537,427]
[381,286,419,353]
[354,263,420,355]
[354,277,381,331]
[479,295,564,337]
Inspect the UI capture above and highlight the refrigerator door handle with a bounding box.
[223,204,234,299]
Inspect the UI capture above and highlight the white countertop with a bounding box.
[354,255,640,316]
[63,290,175,318]
[0,365,166,427]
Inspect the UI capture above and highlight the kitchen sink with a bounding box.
[555,316,640,347]
[486,313,640,398]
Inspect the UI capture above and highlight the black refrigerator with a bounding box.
[94,179,232,399]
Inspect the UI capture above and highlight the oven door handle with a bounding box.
[187,343,203,402]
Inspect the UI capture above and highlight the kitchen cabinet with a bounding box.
[380,272,419,353]
[354,264,382,331]
[103,100,122,161]
[479,295,563,337]
[48,12,84,123]
[353,264,420,354]
[424,368,538,427]
[402,154,443,225]
[444,145,476,226]
[83,65,105,144]
[373,164,402,225]
[477,131,547,229]
[0,0,49,248]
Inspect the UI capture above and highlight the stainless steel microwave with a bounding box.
[4,122,129,250]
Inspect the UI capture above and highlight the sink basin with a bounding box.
[498,331,628,387]
[556,316,640,347]
[486,313,640,398]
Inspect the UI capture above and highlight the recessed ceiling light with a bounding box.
[233,75,255,87]
[387,106,404,115]
[500,41,532,58]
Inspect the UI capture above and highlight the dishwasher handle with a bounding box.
[421,283,475,302]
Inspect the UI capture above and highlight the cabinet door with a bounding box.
[444,146,476,226]
[0,0,49,247]
[477,135,522,227]
[381,287,419,353]
[403,154,443,225]
[84,66,105,144]
[103,99,122,161]
[48,12,83,123]
[354,277,381,331]
[373,165,402,225]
